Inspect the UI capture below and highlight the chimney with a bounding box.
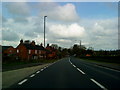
[20,39,23,44]
[40,43,43,46]
[47,43,49,47]
[31,41,35,46]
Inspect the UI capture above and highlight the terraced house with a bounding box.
[16,39,46,60]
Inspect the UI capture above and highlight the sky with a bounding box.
[1,1,119,50]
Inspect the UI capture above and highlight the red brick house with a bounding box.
[16,39,46,60]
[46,44,57,59]
[2,46,16,56]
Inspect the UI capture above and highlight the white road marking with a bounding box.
[30,74,35,77]
[69,58,71,62]
[73,65,76,68]
[94,65,120,72]
[36,71,40,74]
[69,58,73,65]
[90,79,107,90]
[41,69,44,71]
[18,79,27,85]
[77,68,85,74]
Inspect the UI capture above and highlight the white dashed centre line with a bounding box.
[90,79,107,90]
[77,68,85,74]
[18,79,28,85]
[30,74,35,77]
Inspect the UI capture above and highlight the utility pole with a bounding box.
[44,16,47,48]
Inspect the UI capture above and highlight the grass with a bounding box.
[79,56,120,64]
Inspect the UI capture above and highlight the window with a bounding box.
[29,50,31,54]
[9,50,12,52]
[39,50,41,54]
[35,50,37,54]
[17,49,19,53]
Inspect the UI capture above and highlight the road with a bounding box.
[10,57,120,89]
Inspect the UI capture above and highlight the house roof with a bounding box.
[23,44,45,50]
[2,46,13,51]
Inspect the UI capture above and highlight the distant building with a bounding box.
[2,46,16,56]
[46,44,57,59]
[16,39,46,60]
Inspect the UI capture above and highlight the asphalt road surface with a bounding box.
[10,57,120,89]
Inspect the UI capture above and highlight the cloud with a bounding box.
[38,3,79,22]
[2,28,19,41]
[4,2,30,16]
[82,18,118,50]
[49,23,86,38]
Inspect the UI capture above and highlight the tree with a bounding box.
[51,44,59,49]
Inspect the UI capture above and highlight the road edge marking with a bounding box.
[94,65,120,72]
[18,79,28,85]
[73,65,76,68]
[90,79,107,90]
[36,71,40,74]
[30,74,35,77]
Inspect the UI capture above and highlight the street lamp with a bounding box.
[44,16,47,48]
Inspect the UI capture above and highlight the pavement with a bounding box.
[2,63,50,88]
[9,57,120,89]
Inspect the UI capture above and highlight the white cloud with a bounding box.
[39,3,79,22]
[82,18,118,50]
[49,23,86,38]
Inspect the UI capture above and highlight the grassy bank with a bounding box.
[79,56,120,64]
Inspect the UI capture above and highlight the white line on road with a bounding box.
[69,58,71,62]
[18,79,28,85]
[94,65,120,72]
[90,79,107,90]
[41,69,44,71]
[36,71,40,74]
[73,65,76,68]
[77,68,85,74]
[30,74,35,77]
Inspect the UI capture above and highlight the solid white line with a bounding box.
[77,68,85,74]
[18,79,27,85]
[90,79,107,90]
[36,71,40,73]
[30,74,35,77]
[73,65,76,68]
[69,58,70,62]
[94,65,120,72]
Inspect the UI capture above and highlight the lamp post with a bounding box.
[44,16,47,48]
